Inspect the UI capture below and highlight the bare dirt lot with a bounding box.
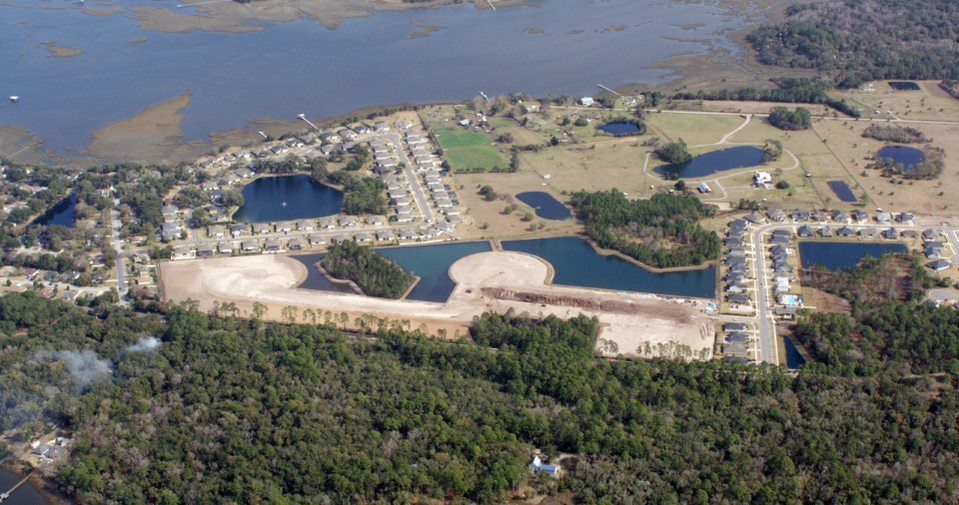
[160,251,715,360]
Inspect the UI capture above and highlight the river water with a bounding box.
[0,0,748,156]
[0,467,48,505]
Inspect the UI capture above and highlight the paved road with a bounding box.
[110,201,129,306]
[750,226,779,365]
[743,220,959,365]
[383,133,434,223]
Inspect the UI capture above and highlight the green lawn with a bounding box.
[435,128,508,171]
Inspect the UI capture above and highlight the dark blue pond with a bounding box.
[827,181,857,203]
[799,241,908,271]
[292,254,360,294]
[655,146,767,179]
[515,192,572,220]
[33,195,77,228]
[599,121,644,137]
[888,81,920,91]
[783,336,806,370]
[878,146,925,172]
[233,175,343,223]
[502,237,716,298]
[293,241,493,302]
[379,242,493,302]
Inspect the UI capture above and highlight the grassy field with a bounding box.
[434,128,508,171]
[645,112,745,146]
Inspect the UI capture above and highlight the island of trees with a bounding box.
[655,140,692,165]
[767,107,812,131]
[569,191,720,268]
[321,239,414,298]
[862,124,929,144]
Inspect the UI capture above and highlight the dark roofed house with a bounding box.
[745,212,766,225]
[724,323,747,332]
[925,242,945,258]
[901,230,919,239]
[927,259,951,272]
[729,219,748,231]
[727,294,751,305]
[798,225,815,238]
[819,227,834,238]
[923,229,939,241]
[837,226,856,237]
[896,212,915,223]
[883,228,899,240]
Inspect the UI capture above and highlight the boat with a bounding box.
[9,96,18,103]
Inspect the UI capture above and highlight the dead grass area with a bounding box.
[801,287,852,315]
[812,120,959,218]
[835,81,959,122]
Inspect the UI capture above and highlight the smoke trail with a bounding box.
[49,350,113,386]
[125,337,160,353]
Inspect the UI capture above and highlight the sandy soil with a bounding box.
[160,251,715,359]
[87,94,210,163]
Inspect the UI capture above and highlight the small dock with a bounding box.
[297,113,320,131]
[597,84,624,98]
[486,0,495,10]
[0,471,36,503]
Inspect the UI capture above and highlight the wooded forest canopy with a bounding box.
[569,191,720,269]
[321,239,415,299]
[748,0,959,87]
[0,294,958,503]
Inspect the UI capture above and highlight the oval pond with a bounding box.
[233,175,343,223]
[655,146,767,179]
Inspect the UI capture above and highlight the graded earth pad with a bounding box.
[160,251,715,359]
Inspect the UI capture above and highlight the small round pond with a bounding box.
[599,121,644,137]
[655,146,766,179]
[33,195,77,228]
[233,174,343,223]
[799,241,908,272]
[888,81,920,91]
[877,146,925,173]
[515,192,572,220]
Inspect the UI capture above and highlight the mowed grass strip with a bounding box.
[435,128,507,171]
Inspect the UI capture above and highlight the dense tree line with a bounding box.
[747,0,959,87]
[321,240,414,298]
[863,124,929,144]
[671,79,862,117]
[569,191,720,268]
[0,295,957,502]
[767,107,812,131]
[326,172,389,215]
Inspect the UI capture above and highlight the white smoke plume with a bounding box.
[126,337,161,353]
[50,350,113,386]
